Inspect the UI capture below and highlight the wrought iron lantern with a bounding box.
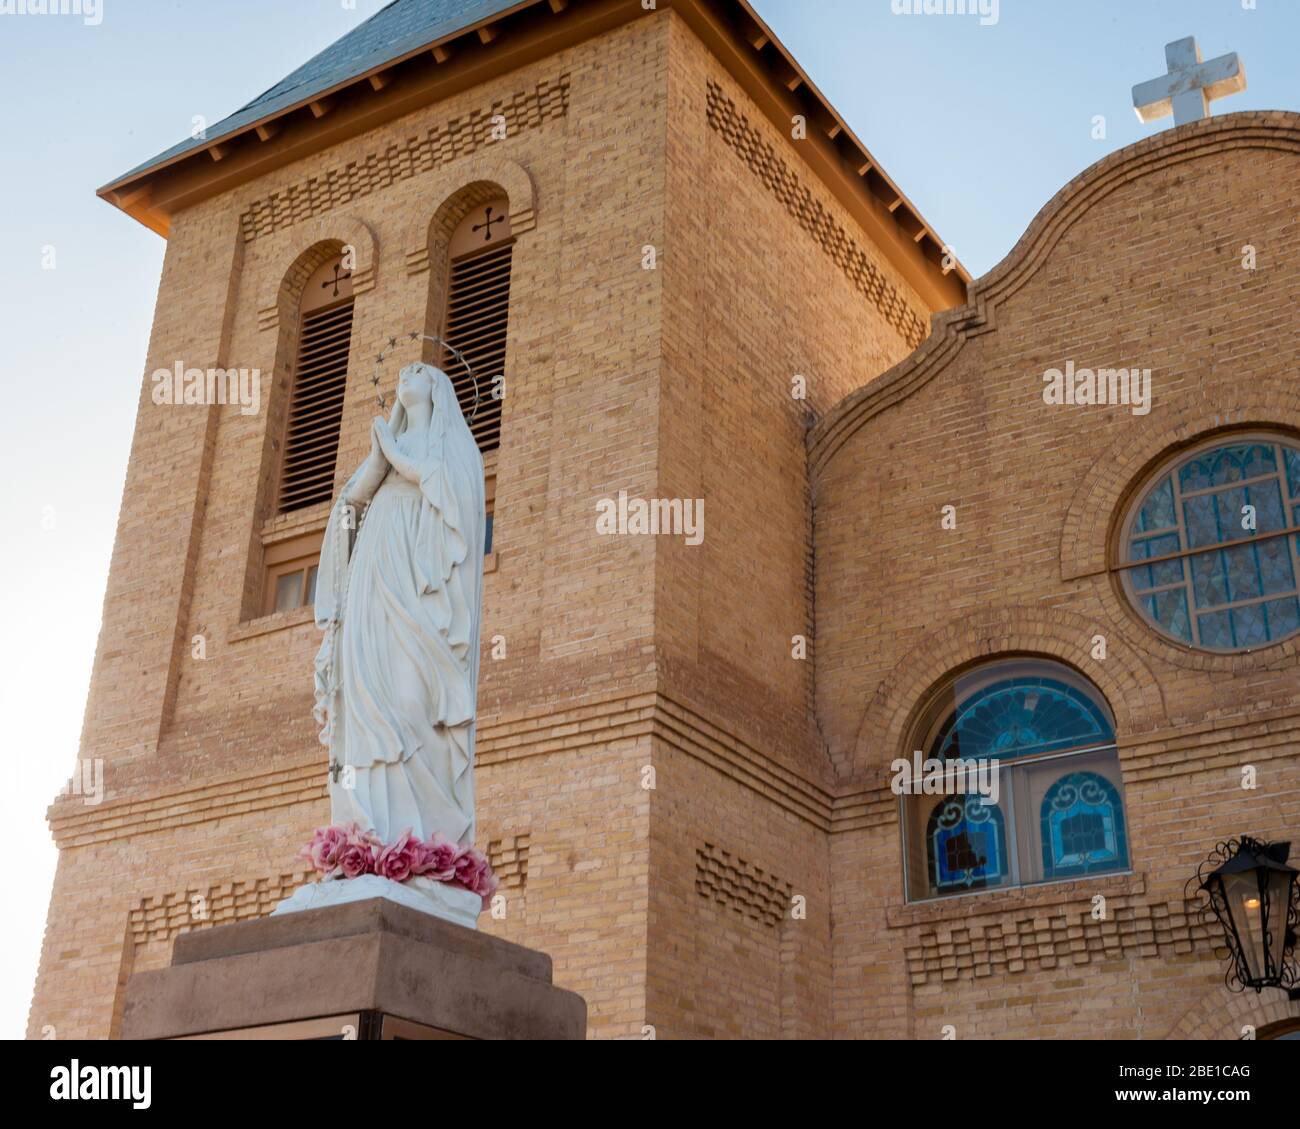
[1191,838,1299,996]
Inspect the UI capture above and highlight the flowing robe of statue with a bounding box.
[312,363,485,849]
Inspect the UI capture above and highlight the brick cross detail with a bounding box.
[322,263,352,297]
[473,206,506,242]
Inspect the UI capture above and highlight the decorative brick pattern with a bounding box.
[903,895,1218,987]
[129,871,311,947]
[487,833,530,891]
[239,75,570,243]
[705,80,927,350]
[695,844,792,927]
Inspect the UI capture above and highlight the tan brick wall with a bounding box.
[641,16,931,1037]
[814,114,1300,1038]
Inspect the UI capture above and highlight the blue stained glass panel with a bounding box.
[1040,772,1128,879]
[1257,538,1296,595]
[1224,543,1265,603]
[926,796,1007,891]
[1130,534,1183,591]
[1134,476,1176,533]
[1190,550,1228,609]
[1233,602,1269,649]
[1183,492,1222,549]
[1266,597,1300,639]
[934,677,1114,763]
[1287,448,1300,500]
[1179,444,1276,492]
[1145,590,1191,642]
[1198,609,1234,649]
[1251,479,1287,533]
[1214,487,1253,546]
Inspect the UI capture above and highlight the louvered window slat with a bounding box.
[278,299,354,514]
[285,413,347,444]
[284,388,347,420]
[447,286,513,321]
[447,260,512,291]
[442,243,512,453]
[449,249,513,284]
[298,329,353,356]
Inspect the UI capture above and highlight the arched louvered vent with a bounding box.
[278,297,354,513]
[442,201,513,453]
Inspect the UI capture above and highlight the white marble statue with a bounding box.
[274,363,487,927]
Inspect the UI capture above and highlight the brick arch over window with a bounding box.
[1058,383,1300,673]
[256,216,377,334]
[1166,982,1300,1040]
[843,605,1165,780]
[405,164,534,460]
[401,157,536,277]
[239,225,375,621]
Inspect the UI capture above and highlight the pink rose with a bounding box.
[304,826,349,876]
[339,844,374,879]
[338,826,380,878]
[453,849,497,899]
[411,833,459,882]
[377,831,416,883]
[297,825,498,894]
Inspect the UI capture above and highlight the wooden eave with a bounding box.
[97,0,967,308]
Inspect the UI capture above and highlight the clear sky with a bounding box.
[1,0,1297,1039]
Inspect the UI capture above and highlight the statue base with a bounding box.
[271,874,483,930]
[121,897,586,1040]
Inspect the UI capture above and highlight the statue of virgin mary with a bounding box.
[274,362,487,927]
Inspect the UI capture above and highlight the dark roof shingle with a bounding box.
[114,0,525,183]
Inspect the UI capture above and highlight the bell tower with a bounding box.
[30,0,963,1039]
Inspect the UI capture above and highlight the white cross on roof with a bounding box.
[1133,37,1246,127]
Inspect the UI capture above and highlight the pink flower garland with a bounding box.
[299,823,499,903]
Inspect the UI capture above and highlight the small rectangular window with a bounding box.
[262,530,325,617]
[484,460,497,558]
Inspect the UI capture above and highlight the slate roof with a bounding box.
[115,0,526,183]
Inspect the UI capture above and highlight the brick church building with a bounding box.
[29,0,1300,1039]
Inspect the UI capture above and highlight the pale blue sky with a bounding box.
[2,0,1296,1038]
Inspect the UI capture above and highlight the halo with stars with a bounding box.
[371,331,480,422]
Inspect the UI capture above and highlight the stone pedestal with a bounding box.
[271,873,484,929]
[121,898,586,1040]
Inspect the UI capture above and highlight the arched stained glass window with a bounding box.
[933,676,1115,762]
[902,659,1131,903]
[1119,435,1300,652]
[1040,771,1128,879]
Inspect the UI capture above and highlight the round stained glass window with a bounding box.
[1119,436,1300,652]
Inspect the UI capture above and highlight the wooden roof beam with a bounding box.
[737,13,768,49]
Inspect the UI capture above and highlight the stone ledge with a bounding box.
[886,871,1146,930]
[123,898,585,1041]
